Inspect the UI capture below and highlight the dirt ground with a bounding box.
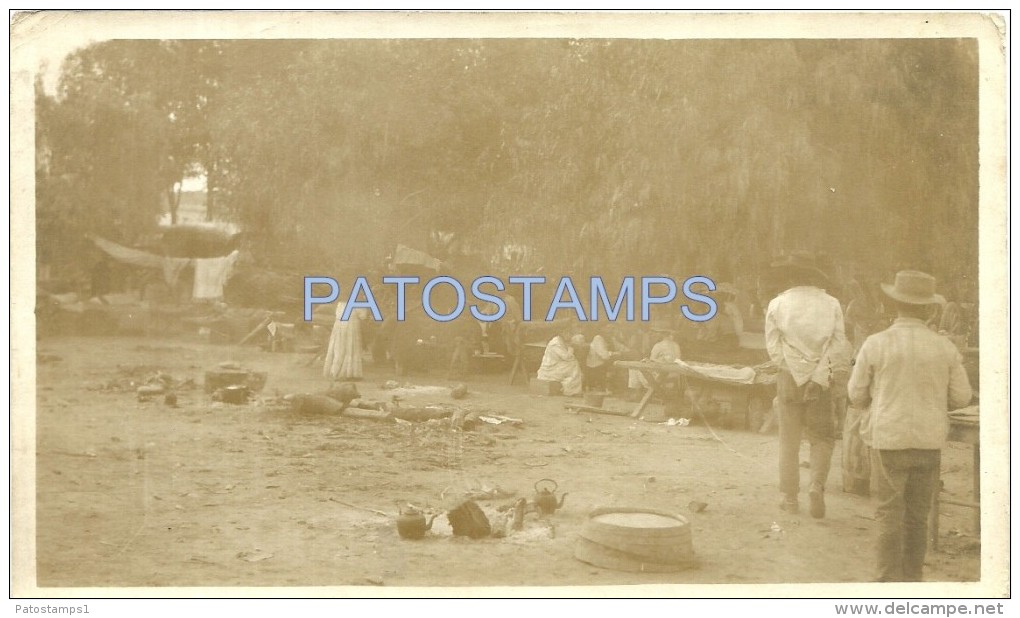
[32,335,981,589]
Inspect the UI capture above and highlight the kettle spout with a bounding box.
[425,514,438,531]
[557,493,568,509]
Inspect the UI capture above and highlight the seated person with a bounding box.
[585,328,617,392]
[570,332,590,368]
[536,330,584,396]
[476,300,502,354]
[715,282,745,349]
[650,329,682,362]
[628,330,682,396]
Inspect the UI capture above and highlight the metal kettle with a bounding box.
[533,479,568,515]
[396,505,436,540]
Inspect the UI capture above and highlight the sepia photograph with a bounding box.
[9,11,1009,600]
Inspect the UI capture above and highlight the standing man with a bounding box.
[765,252,851,518]
[848,270,972,582]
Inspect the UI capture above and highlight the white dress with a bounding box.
[323,301,367,380]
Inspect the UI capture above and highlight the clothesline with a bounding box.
[90,235,239,300]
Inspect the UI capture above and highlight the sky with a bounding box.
[26,28,102,95]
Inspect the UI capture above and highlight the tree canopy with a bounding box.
[36,38,979,300]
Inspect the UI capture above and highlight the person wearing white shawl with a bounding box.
[536,332,583,396]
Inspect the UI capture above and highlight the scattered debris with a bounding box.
[447,499,492,538]
[349,399,389,412]
[506,521,556,544]
[136,384,165,401]
[379,381,449,397]
[450,384,469,400]
[665,418,691,427]
[392,405,458,423]
[477,414,523,426]
[688,500,708,513]
[510,498,528,531]
[762,521,784,540]
[204,367,267,394]
[236,549,273,562]
[214,385,249,405]
[91,366,196,394]
[285,394,345,415]
[564,403,631,417]
[326,382,361,405]
[450,408,478,431]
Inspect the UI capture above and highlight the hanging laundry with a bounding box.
[91,236,163,269]
[92,235,194,287]
[193,250,240,300]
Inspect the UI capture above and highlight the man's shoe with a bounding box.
[779,496,799,514]
[809,487,826,519]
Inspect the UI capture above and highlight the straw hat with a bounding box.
[881,270,946,305]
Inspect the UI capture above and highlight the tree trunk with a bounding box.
[206,158,215,222]
[168,180,183,226]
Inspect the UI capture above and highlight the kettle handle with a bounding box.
[535,478,558,492]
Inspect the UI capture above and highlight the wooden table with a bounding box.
[930,413,979,550]
[614,360,687,418]
[614,360,777,424]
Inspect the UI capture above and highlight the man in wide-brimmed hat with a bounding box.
[848,270,972,582]
[765,251,851,518]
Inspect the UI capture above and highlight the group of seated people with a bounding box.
[532,282,751,398]
[535,325,687,398]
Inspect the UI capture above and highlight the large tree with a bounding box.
[36,40,218,271]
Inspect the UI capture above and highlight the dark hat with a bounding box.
[881,270,946,305]
[770,251,831,287]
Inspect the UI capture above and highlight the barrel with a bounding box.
[575,507,696,572]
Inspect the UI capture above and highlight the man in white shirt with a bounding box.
[765,252,851,518]
[848,270,972,582]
